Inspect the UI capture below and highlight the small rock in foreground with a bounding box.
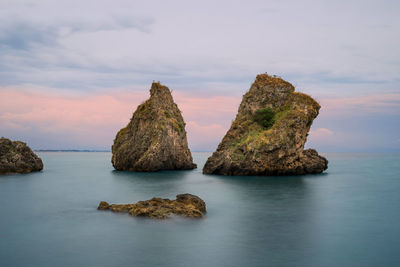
[0,137,43,174]
[98,194,206,219]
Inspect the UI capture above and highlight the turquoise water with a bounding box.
[0,152,399,267]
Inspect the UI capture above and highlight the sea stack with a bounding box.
[203,74,328,176]
[0,137,43,174]
[112,82,196,171]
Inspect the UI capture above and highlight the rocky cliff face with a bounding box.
[112,82,196,171]
[203,74,328,176]
[98,194,206,219]
[0,137,43,174]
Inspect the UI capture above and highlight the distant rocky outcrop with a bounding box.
[0,137,43,174]
[203,74,328,176]
[112,82,196,171]
[98,194,206,219]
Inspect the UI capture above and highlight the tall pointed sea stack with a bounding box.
[203,74,328,176]
[112,82,196,171]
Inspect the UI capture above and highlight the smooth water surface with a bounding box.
[1,152,399,267]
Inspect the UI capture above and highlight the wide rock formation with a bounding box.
[0,137,43,174]
[98,194,206,219]
[203,74,328,176]
[112,82,196,171]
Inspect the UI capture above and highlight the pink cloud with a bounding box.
[174,91,240,125]
[309,128,334,138]
[1,86,398,150]
[0,86,239,150]
[0,87,145,126]
[185,121,228,150]
[319,93,400,116]
[0,87,147,148]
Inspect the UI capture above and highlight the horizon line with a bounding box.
[34,150,400,153]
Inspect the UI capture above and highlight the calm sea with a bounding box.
[0,152,399,267]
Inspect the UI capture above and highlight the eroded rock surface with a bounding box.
[98,194,206,219]
[0,137,43,174]
[111,82,196,171]
[203,74,328,176]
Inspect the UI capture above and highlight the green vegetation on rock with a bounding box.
[203,73,328,176]
[253,108,275,129]
[111,82,196,172]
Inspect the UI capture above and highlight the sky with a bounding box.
[0,0,399,152]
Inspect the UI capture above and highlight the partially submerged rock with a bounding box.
[112,82,196,171]
[203,74,328,176]
[0,137,43,174]
[98,194,206,219]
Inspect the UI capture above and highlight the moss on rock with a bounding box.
[203,74,328,176]
[111,82,196,172]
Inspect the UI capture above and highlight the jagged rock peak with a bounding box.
[150,81,171,96]
[203,73,328,176]
[0,137,43,174]
[238,74,295,113]
[111,81,196,172]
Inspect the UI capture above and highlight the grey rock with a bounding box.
[203,74,328,176]
[0,137,43,174]
[112,82,196,171]
[98,194,206,219]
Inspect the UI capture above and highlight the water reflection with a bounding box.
[111,168,193,182]
[109,169,196,202]
[205,174,322,266]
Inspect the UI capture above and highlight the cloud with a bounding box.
[185,121,227,151]
[0,0,399,151]
[0,87,147,149]
[1,85,399,152]
[174,92,240,125]
[320,93,400,115]
[0,4,154,52]
[0,86,238,150]
[309,128,334,138]
[1,0,399,96]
